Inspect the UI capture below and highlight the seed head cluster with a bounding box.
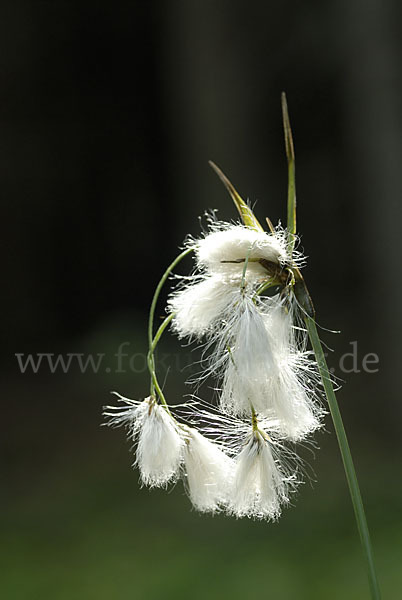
[104,218,324,520]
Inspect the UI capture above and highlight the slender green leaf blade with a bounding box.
[281,92,296,253]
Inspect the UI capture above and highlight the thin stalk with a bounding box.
[146,313,176,415]
[281,92,296,254]
[147,353,170,413]
[150,312,175,354]
[147,247,193,404]
[306,317,381,599]
[148,247,193,353]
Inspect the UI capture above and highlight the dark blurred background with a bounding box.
[1,1,401,599]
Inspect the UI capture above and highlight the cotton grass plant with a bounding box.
[104,94,381,599]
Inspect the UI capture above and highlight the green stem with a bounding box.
[147,352,170,413]
[150,312,175,354]
[146,313,176,415]
[281,92,296,254]
[148,247,193,354]
[147,247,193,404]
[286,160,296,250]
[306,316,381,600]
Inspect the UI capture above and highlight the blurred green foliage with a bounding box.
[2,349,401,600]
[2,454,401,600]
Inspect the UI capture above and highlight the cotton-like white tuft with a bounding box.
[261,296,323,440]
[262,363,321,440]
[196,223,290,278]
[104,395,185,488]
[229,430,290,520]
[218,294,278,415]
[103,393,146,441]
[202,289,268,375]
[204,292,277,412]
[137,401,185,487]
[205,293,322,440]
[183,428,235,513]
[168,273,243,339]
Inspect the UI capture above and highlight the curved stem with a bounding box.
[148,247,193,351]
[150,312,175,354]
[146,313,176,415]
[306,316,381,600]
[147,247,193,402]
[147,352,170,413]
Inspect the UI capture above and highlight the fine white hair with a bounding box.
[229,429,294,520]
[204,292,322,440]
[183,428,235,513]
[104,395,185,488]
[168,273,245,339]
[196,223,290,277]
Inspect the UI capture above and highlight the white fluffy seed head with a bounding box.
[203,289,266,377]
[205,293,322,439]
[136,400,185,488]
[260,296,323,440]
[183,428,235,513]
[229,430,290,520]
[263,367,321,440]
[219,363,322,441]
[168,274,243,339]
[196,223,290,278]
[104,395,185,488]
[218,295,278,415]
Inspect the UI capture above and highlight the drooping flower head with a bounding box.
[182,427,235,513]
[168,217,303,340]
[105,163,325,521]
[230,427,290,520]
[104,394,185,488]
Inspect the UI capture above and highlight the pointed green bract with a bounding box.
[209,161,264,232]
